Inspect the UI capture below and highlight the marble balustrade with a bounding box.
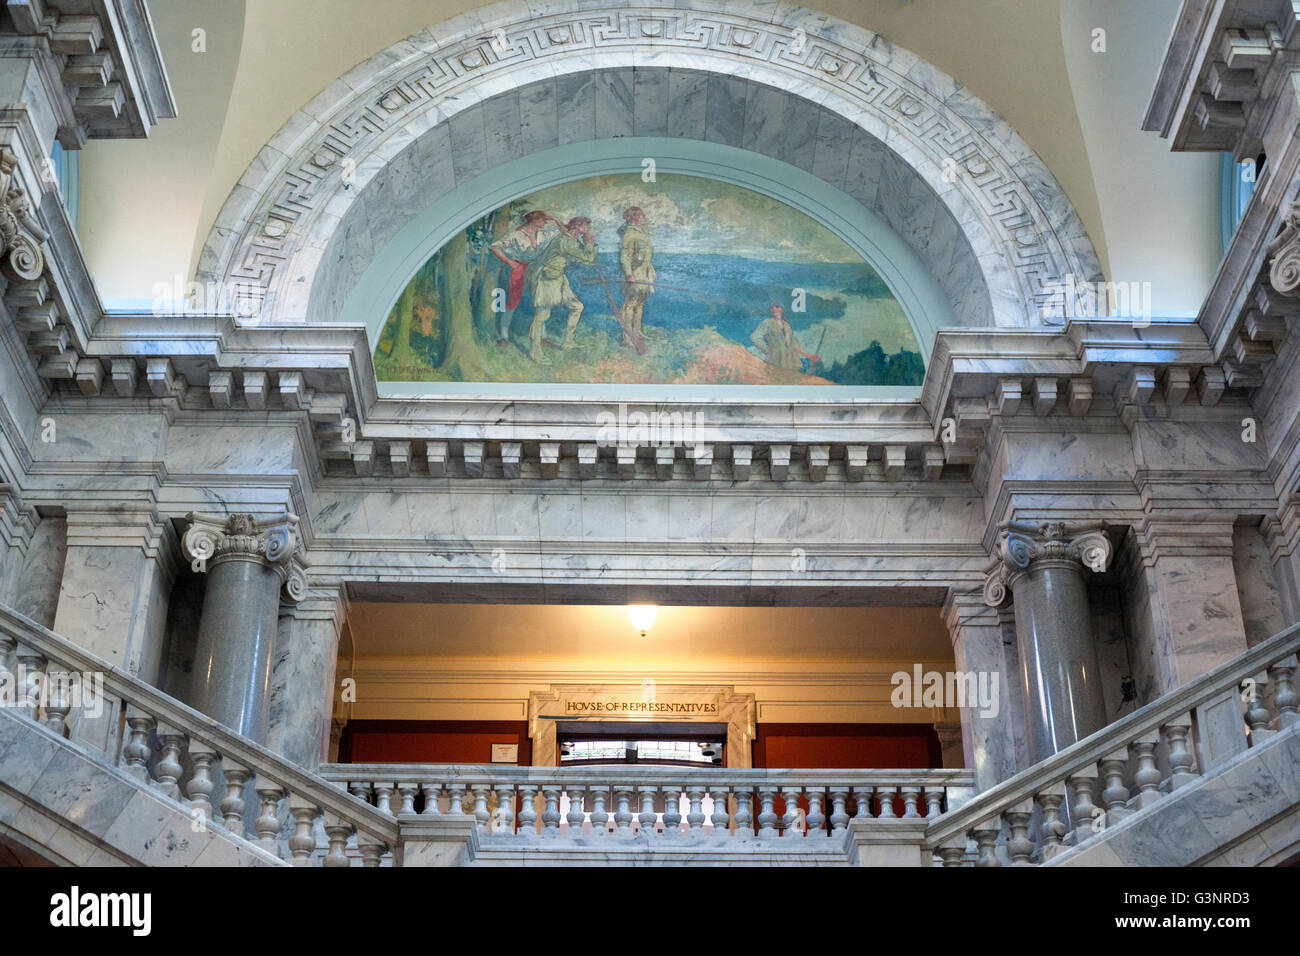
[922,620,1300,866]
[0,601,396,867]
[319,764,975,840]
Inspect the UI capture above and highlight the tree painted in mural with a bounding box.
[374,173,924,386]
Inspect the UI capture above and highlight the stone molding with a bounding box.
[182,512,309,603]
[982,520,1112,608]
[197,0,1099,329]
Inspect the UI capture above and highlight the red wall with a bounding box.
[753,723,940,768]
[342,720,531,765]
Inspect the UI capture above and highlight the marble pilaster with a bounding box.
[0,483,37,608]
[984,521,1112,764]
[52,505,180,683]
[181,512,308,744]
[941,590,1019,791]
[1125,518,1250,699]
[270,584,347,770]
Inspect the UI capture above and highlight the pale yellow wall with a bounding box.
[76,0,1219,312]
[1061,0,1221,315]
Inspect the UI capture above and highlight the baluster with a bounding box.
[1098,749,1133,827]
[540,786,562,833]
[732,787,754,838]
[517,784,539,834]
[1129,731,1163,810]
[684,787,705,835]
[757,786,779,838]
[828,787,850,833]
[420,781,443,815]
[806,788,827,836]
[396,782,418,815]
[1267,656,1299,728]
[358,835,386,867]
[1067,767,1101,844]
[184,742,218,822]
[900,786,921,819]
[589,787,610,834]
[119,706,155,782]
[374,782,397,816]
[1245,670,1273,741]
[348,781,372,807]
[565,785,586,833]
[924,788,944,818]
[971,821,1001,867]
[613,788,634,835]
[287,796,319,866]
[1160,716,1198,790]
[661,786,683,836]
[151,725,186,800]
[781,786,802,837]
[322,815,353,867]
[220,762,251,836]
[852,785,874,820]
[709,785,730,836]
[493,783,515,834]
[637,786,658,835]
[471,784,492,830]
[42,669,72,735]
[254,777,286,856]
[1004,801,1034,865]
[935,837,967,867]
[1035,784,1067,861]
[15,645,45,716]
[875,785,898,819]
[447,784,469,818]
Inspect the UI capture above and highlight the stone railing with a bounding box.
[319,765,975,841]
[924,621,1300,866]
[0,603,397,865]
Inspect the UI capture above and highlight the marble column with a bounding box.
[984,521,1112,765]
[1123,517,1250,698]
[52,505,179,682]
[269,584,346,770]
[181,512,307,744]
[941,589,1020,790]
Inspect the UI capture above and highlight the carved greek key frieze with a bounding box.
[200,2,1099,327]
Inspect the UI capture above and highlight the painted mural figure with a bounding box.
[525,216,598,364]
[489,209,561,344]
[619,206,655,350]
[751,304,819,371]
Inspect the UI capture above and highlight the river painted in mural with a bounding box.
[374,173,924,386]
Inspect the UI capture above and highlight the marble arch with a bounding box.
[197,0,1103,333]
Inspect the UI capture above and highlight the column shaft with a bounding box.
[190,557,282,741]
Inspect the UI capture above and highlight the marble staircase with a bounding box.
[2,599,1298,865]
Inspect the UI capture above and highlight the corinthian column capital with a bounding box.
[182,511,309,602]
[1269,199,1300,297]
[0,149,46,283]
[983,520,1111,608]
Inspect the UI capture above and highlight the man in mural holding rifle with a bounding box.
[750,303,820,372]
[522,215,599,364]
[619,206,655,349]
